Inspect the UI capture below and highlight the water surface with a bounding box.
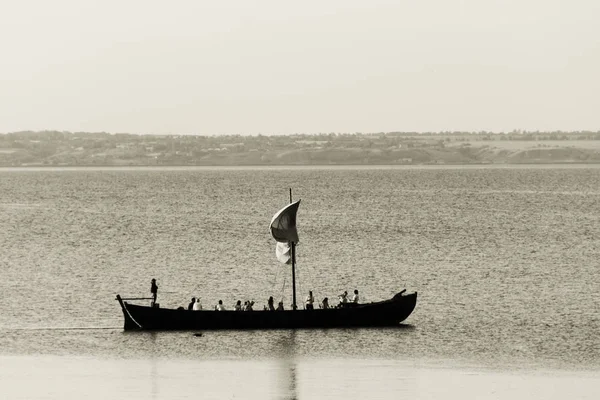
[1,166,598,398]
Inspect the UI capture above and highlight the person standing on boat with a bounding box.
[321,297,329,309]
[276,301,284,311]
[234,300,242,311]
[352,289,360,304]
[150,279,158,307]
[193,298,203,310]
[305,291,315,310]
[267,296,275,311]
[188,297,196,310]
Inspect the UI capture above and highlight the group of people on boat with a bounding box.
[320,289,360,309]
[151,279,360,311]
[296,289,361,310]
[181,289,360,311]
[188,297,202,310]
[234,300,255,311]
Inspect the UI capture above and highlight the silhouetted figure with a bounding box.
[234,300,242,311]
[338,291,348,307]
[215,300,226,311]
[352,289,359,304]
[305,290,314,310]
[246,300,255,311]
[276,301,284,311]
[321,297,329,309]
[188,297,196,310]
[193,298,203,310]
[268,296,275,311]
[150,278,158,307]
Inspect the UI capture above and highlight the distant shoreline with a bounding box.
[2,130,599,167]
[2,162,600,172]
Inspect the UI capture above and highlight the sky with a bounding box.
[0,0,599,135]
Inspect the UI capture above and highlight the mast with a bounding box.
[290,188,297,310]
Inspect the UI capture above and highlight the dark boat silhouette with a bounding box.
[116,292,416,330]
[116,191,417,331]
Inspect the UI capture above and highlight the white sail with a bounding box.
[269,200,301,244]
[275,241,291,264]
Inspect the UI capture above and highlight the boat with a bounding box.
[116,191,417,330]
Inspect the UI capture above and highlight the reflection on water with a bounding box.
[149,333,158,400]
[2,353,598,400]
[275,331,298,400]
[151,358,158,400]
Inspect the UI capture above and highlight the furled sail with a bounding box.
[275,241,291,264]
[270,200,301,244]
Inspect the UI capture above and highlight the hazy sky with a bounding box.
[1,0,598,135]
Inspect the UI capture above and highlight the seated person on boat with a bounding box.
[193,298,203,310]
[241,300,254,311]
[187,297,196,310]
[305,291,315,310]
[352,289,359,304]
[215,300,226,311]
[338,291,348,307]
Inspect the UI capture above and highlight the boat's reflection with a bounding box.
[136,325,415,399]
[269,326,414,399]
[273,330,298,400]
[149,332,158,400]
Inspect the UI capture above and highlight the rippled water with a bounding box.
[1,166,599,398]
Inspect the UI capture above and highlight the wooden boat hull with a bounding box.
[116,292,417,331]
